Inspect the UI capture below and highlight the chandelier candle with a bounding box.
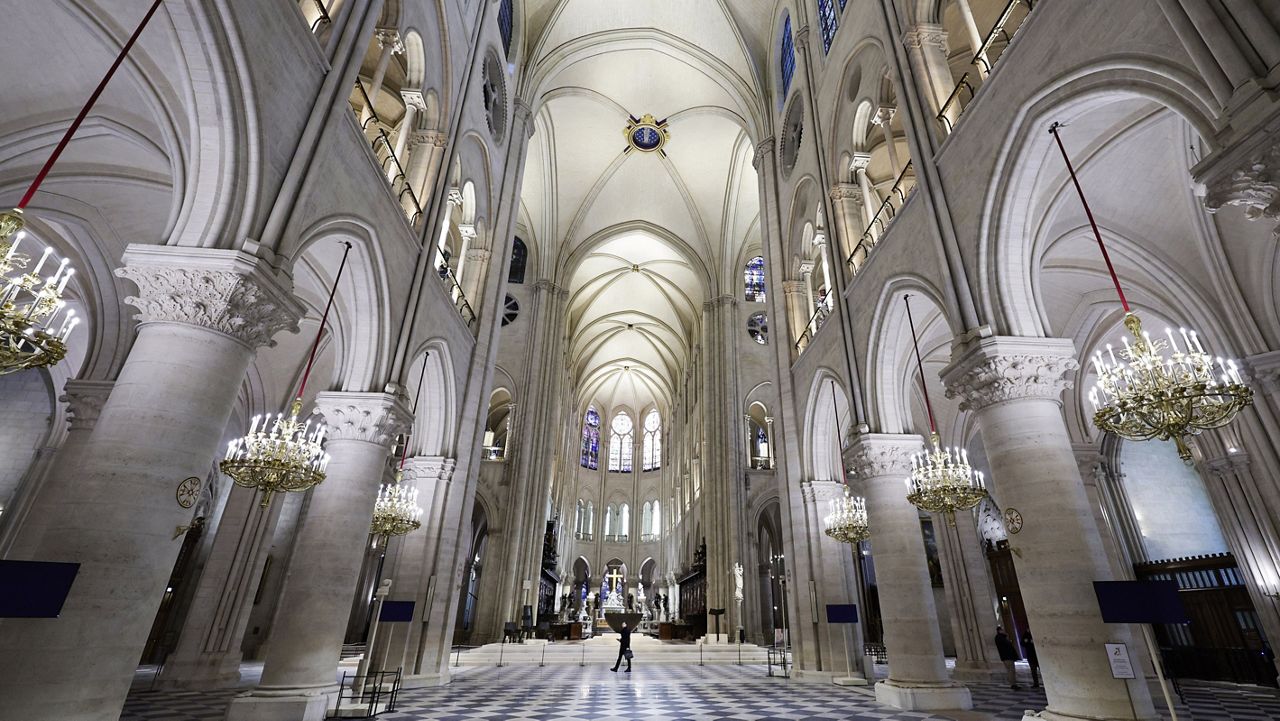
[0,229,77,374]
[824,488,870,544]
[1049,122,1252,461]
[370,355,429,541]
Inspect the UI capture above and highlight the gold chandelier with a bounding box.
[903,294,987,523]
[824,487,870,544]
[1050,123,1252,461]
[1088,314,1251,461]
[220,242,352,507]
[1,211,77,375]
[371,470,423,539]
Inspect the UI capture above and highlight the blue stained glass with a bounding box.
[581,408,600,469]
[780,16,796,99]
[498,0,514,56]
[632,126,661,150]
[818,0,838,54]
[839,0,847,9]
[744,256,767,302]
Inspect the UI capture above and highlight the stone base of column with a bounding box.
[950,660,1008,682]
[224,686,335,721]
[832,674,869,686]
[154,653,242,690]
[1021,709,1159,721]
[874,679,972,711]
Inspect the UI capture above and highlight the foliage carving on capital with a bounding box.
[829,183,861,202]
[846,440,916,480]
[902,24,948,53]
[61,380,115,432]
[116,259,302,349]
[315,393,411,446]
[1203,142,1280,239]
[375,28,404,53]
[944,347,1078,412]
[803,480,846,505]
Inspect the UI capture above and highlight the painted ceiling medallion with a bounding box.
[624,114,670,156]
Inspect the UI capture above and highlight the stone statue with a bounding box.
[733,562,744,602]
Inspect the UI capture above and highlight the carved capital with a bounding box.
[798,260,816,276]
[447,187,464,206]
[401,89,428,112]
[850,153,871,172]
[115,246,303,349]
[872,106,897,126]
[942,336,1078,412]
[1243,350,1280,395]
[403,455,457,484]
[781,279,807,296]
[1203,141,1280,238]
[61,379,115,432]
[314,391,411,447]
[409,129,448,150]
[902,24,948,53]
[802,479,846,505]
[845,433,922,480]
[375,28,404,54]
[829,182,862,204]
[458,224,478,241]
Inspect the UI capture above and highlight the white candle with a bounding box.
[31,247,52,275]
[4,233,22,261]
[56,267,75,294]
[1165,327,1179,353]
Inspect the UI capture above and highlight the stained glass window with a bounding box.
[643,409,662,470]
[498,0,514,56]
[609,412,634,472]
[580,407,600,469]
[818,0,838,54]
[745,256,766,302]
[508,237,527,284]
[747,312,769,345]
[780,16,796,99]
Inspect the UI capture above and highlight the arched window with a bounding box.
[642,409,662,471]
[619,503,630,539]
[581,407,600,469]
[608,412,634,472]
[653,502,661,534]
[575,499,587,539]
[780,15,796,99]
[818,0,838,54]
[508,237,527,284]
[641,502,653,537]
[605,504,617,536]
[586,501,595,535]
[498,0,514,56]
[744,256,767,302]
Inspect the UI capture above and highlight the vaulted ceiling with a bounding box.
[516,1,768,412]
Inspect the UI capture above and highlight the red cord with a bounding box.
[18,0,165,209]
[1048,123,1130,313]
[904,294,937,434]
[296,242,352,401]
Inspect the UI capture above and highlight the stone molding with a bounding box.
[902,23,948,53]
[61,380,115,432]
[753,137,776,169]
[314,392,412,446]
[1204,451,1251,476]
[801,479,846,505]
[829,183,861,201]
[403,455,457,484]
[942,336,1077,412]
[115,246,303,349]
[872,106,897,126]
[850,152,872,171]
[401,89,427,112]
[1203,140,1280,239]
[845,433,922,480]
[375,28,404,54]
[1243,350,1280,394]
[409,130,447,151]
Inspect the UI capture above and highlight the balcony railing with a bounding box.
[749,456,775,470]
[640,533,659,543]
[793,301,832,354]
[351,80,477,330]
[299,0,331,33]
[846,161,917,276]
[604,534,630,544]
[937,0,1035,135]
[575,531,593,542]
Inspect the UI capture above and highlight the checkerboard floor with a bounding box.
[121,662,1280,720]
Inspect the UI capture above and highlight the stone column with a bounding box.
[2,379,115,558]
[461,247,490,309]
[902,24,958,129]
[802,480,868,682]
[848,433,971,711]
[935,511,1005,681]
[226,392,409,721]
[765,417,776,470]
[390,90,424,183]
[829,183,864,267]
[434,187,463,270]
[406,130,448,210]
[782,280,810,349]
[851,154,880,229]
[0,247,301,721]
[943,336,1156,721]
[813,232,834,308]
[156,484,284,689]
[952,0,989,77]
[360,29,403,130]
[799,262,817,335]
[872,106,903,177]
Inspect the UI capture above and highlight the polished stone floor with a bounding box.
[122,661,1280,720]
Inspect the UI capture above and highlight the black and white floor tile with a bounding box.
[121,662,1280,721]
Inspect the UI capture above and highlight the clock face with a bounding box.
[176,476,202,509]
[1002,507,1024,534]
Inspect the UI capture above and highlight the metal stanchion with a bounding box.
[497,638,506,668]
[699,642,704,667]
[540,644,547,667]
[580,643,586,667]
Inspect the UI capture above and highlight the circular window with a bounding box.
[501,294,519,326]
[482,51,508,141]
[780,98,804,178]
[632,126,661,150]
[747,312,769,345]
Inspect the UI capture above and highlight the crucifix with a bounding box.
[606,568,624,596]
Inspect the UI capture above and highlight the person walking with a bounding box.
[995,626,1020,690]
[1023,628,1040,688]
[611,622,633,672]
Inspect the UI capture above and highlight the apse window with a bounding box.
[747,312,769,345]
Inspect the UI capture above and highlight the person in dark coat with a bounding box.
[611,622,633,672]
[1023,628,1040,688]
[995,626,1020,689]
